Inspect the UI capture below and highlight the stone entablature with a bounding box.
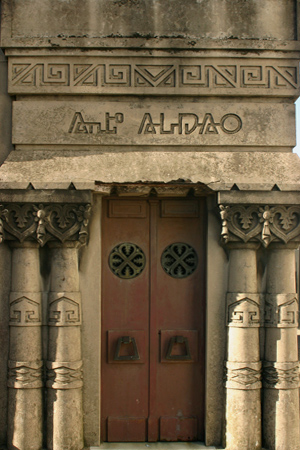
[12,100,294,148]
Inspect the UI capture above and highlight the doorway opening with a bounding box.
[101,197,206,442]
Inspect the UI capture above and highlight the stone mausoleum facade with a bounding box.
[0,1,300,449]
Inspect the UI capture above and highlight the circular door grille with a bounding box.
[161,242,198,278]
[109,242,146,279]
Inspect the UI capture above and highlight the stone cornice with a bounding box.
[0,202,91,246]
[3,37,300,52]
[219,204,300,247]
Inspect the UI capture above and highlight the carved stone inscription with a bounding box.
[8,57,299,96]
[12,101,294,147]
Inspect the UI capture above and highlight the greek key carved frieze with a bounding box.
[263,361,299,389]
[264,294,298,328]
[46,361,83,389]
[9,292,42,326]
[8,58,299,95]
[227,293,260,328]
[220,205,300,247]
[48,292,81,326]
[0,203,91,246]
[8,360,43,389]
[225,361,262,390]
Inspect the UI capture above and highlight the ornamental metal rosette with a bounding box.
[219,204,300,247]
[0,203,91,246]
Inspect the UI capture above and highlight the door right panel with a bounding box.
[148,199,206,442]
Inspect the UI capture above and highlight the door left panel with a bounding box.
[101,199,150,442]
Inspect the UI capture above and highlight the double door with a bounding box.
[101,198,206,442]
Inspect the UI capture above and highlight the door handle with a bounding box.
[166,335,192,361]
[114,336,140,361]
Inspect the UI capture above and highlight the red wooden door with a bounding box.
[101,198,206,442]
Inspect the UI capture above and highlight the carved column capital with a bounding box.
[219,204,300,248]
[0,202,91,246]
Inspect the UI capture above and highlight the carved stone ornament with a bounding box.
[109,242,146,279]
[264,293,298,328]
[0,203,91,246]
[227,293,261,328]
[9,292,42,326]
[161,242,198,278]
[9,58,299,95]
[225,361,262,390]
[46,361,83,389]
[219,204,300,247]
[263,361,299,390]
[48,292,81,327]
[8,360,43,389]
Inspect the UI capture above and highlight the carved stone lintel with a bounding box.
[9,292,42,326]
[227,293,260,327]
[46,361,83,389]
[219,204,300,247]
[265,293,298,328]
[8,360,43,389]
[225,361,262,390]
[0,202,91,246]
[263,361,299,389]
[48,292,81,327]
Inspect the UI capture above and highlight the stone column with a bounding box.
[7,242,43,450]
[263,243,300,450]
[225,243,262,450]
[47,242,83,450]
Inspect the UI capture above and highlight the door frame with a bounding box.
[79,189,228,447]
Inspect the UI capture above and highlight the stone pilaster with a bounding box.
[263,243,300,450]
[224,243,261,450]
[220,202,300,450]
[47,241,84,450]
[0,197,91,450]
[7,242,43,450]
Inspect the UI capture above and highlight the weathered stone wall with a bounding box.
[0,50,12,165]
[2,0,296,42]
[0,1,300,450]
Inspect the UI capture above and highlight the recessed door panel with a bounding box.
[101,200,150,442]
[101,198,205,442]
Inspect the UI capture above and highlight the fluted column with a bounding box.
[47,242,83,450]
[7,242,43,450]
[225,243,261,450]
[263,243,300,450]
